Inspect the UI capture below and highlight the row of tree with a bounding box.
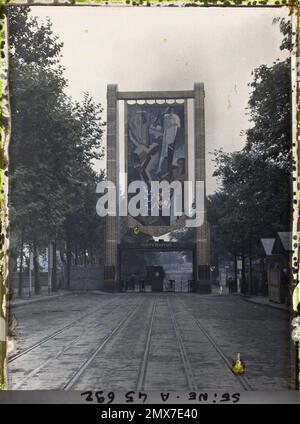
[8,7,105,296]
[208,18,292,292]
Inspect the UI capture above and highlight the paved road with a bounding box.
[8,293,292,391]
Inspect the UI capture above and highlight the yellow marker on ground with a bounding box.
[133,226,140,235]
[231,353,246,375]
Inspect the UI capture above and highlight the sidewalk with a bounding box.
[9,288,73,308]
[241,295,289,312]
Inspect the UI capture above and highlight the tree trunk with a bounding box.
[241,251,246,295]
[51,240,57,292]
[234,253,238,292]
[33,238,40,295]
[75,243,78,266]
[66,239,71,289]
[84,250,87,268]
[249,239,253,295]
[18,227,24,297]
[59,248,66,289]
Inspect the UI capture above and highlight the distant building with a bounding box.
[255,237,276,297]
[256,232,292,304]
[268,232,292,304]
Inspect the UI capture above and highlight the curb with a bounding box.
[241,296,290,313]
[9,291,74,308]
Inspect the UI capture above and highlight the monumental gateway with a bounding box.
[103,83,211,293]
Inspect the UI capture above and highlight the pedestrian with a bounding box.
[138,279,141,292]
[169,279,175,292]
[130,274,136,291]
[138,279,144,292]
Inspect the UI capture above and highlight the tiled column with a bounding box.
[104,84,119,291]
[194,83,211,293]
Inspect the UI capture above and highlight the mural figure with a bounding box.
[156,107,181,177]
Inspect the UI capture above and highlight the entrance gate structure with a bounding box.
[103,83,211,293]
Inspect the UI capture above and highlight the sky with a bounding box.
[31,6,290,194]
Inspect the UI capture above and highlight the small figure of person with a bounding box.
[169,279,175,292]
[130,274,136,291]
[157,107,181,176]
[139,279,145,292]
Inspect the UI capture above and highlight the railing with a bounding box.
[120,279,195,293]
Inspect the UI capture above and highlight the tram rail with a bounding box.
[167,295,197,391]
[136,299,157,391]
[63,301,144,390]
[174,295,253,391]
[9,297,125,363]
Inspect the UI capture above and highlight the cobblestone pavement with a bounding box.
[8,293,292,391]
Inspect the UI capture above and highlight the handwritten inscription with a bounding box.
[80,391,241,404]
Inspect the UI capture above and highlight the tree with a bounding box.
[8,7,105,295]
[8,6,67,295]
[210,19,292,294]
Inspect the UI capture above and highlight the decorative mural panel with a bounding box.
[127,102,185,227]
